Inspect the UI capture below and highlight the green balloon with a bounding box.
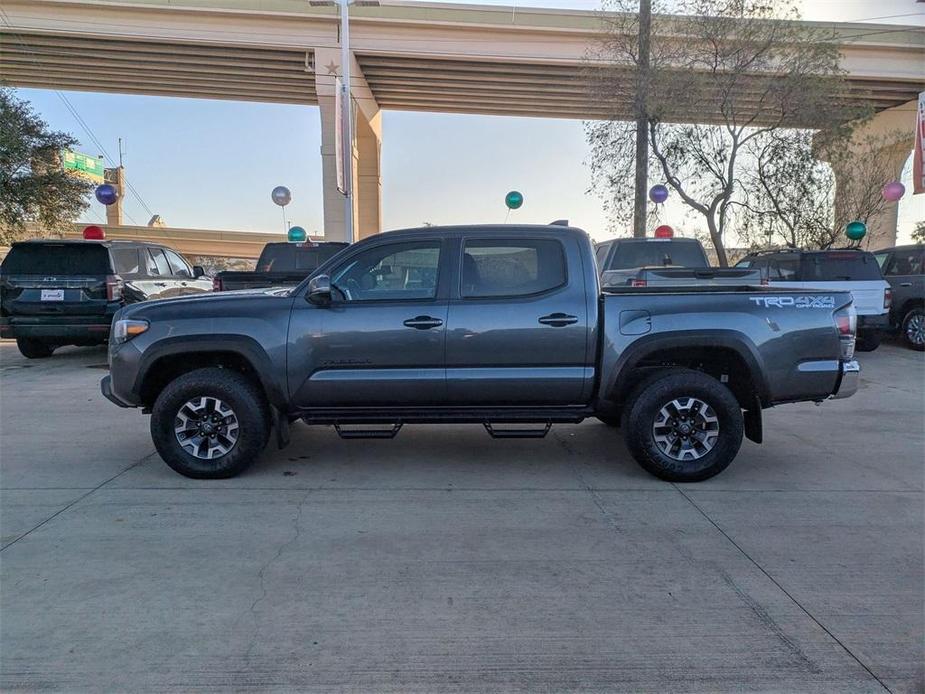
[288,226,307,243]
[505,191,524,210]
[845,220,866,241]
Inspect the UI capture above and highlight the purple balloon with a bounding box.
[882,180,905,202]
[94,184,118,206]
[649,184,669,204]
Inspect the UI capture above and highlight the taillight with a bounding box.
[105,275,123,302]
[884,288,892,310]
[834,304,857,360]
[630,278,647,287]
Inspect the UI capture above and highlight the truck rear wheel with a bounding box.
[623,369,743,483]
[16,338,55,359]
[901,307,924,351]
[150,367,269,479]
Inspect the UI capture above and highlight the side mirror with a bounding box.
[307,274,332,304]
[192,265,206,278]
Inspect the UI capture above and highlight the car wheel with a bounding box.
[596,414,621,428]
[855,330,881,352]
[16,338,55,359]
[150,367,269,479]
[623,369,744,483]
[901,307,925,351]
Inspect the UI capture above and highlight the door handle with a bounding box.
[153,282,167,287]
[900,282,912,287]
[538,312,578,327]
[403,315,443,330]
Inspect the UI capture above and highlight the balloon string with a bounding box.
[504,208,511,224]
[282,206,287,234]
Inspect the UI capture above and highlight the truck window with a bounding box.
[164,249,192,278]
[801,252,882,281]
[883,249,923,276]
[594,243,610,267]
[1,243,112,275]
[332,241,441,301]
[111,248,141,275]
[462,239,566,297]
[605,240,708,270]
[147,248,172,277]
[769,257,799,280]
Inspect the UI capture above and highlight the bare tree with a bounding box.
[587,0,865,265]
[913,221,925,244]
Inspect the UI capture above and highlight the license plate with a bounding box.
[41,289,64,301]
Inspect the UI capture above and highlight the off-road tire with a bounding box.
[16,338,55,359]
[622,368,744,483]
[151,367,269,479]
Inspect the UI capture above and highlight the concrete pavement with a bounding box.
[0,340,922,692]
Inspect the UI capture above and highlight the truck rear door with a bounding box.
[0,243,115,319]
[445,234,590,405]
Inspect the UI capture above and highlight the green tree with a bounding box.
[912,221,925,244]
[587,0,866,265]
[0,88,93,244]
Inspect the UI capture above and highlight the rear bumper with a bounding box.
[0,316,112,341]
[831,360,861,400]
[858,313,889,329]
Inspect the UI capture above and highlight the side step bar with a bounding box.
[483,422,552,439]
[333,423,402,440]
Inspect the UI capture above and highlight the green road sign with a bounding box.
[61,149,105,183]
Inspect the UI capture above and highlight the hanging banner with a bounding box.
[914,91,924,195]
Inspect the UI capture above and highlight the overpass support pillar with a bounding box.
[315,49,381,243]
[830,101,916,250]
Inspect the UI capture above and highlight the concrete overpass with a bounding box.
[1,0,923,245]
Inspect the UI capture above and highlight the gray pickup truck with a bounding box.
[102,224,860,482]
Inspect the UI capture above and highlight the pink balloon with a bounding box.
[882,180,905,202]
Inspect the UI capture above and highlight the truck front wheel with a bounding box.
[623,369,743,483]
[150,367,269,479]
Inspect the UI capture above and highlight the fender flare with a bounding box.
[601,330,770,407]
[133,334,287,409]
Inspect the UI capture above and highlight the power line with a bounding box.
[0,7,156,225]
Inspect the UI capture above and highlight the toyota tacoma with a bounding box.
[101,225,860,482]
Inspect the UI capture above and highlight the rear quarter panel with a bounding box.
[599,289,852,406]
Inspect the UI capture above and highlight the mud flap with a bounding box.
[744,401,763,444]
[274,408,291,450]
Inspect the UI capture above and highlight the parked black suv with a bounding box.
[874,244,924,350]
[1,239,212,358]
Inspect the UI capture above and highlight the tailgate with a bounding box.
[838,281,887,316]
[643,268,764,286]
[1,275,111,316]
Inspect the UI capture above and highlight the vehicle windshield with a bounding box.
[606,241,708,270]
[257,244,344,272]
[802,252,882,281]
[0,243,112,275]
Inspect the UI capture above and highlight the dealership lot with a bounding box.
[0,340,922,692]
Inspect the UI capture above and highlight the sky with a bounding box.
[13,0,925,245]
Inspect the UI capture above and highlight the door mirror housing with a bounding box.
[192,265,206,278]
[307,274,332,304]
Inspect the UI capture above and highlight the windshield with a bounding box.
[257,244,345,272]
[1,243,112,275]
[605,240,708,270]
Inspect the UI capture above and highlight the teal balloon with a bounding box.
[845,220,866,241]
[288,226,307,243]
[505,190,524,210]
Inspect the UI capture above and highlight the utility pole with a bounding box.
[633,0,652,238]
[340,0,355,244]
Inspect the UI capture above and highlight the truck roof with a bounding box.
[373,224,590,240]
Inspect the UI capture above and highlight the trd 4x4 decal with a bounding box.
[749,295,836,308]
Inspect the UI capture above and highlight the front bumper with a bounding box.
[100,374,130,408]
[831,360,860,400]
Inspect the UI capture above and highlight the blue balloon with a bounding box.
[95,184,119,206]
[649,184,669,204]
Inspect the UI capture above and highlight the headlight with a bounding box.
[112,319,149,344]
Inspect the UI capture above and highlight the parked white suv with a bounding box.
[736,249,890,351]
